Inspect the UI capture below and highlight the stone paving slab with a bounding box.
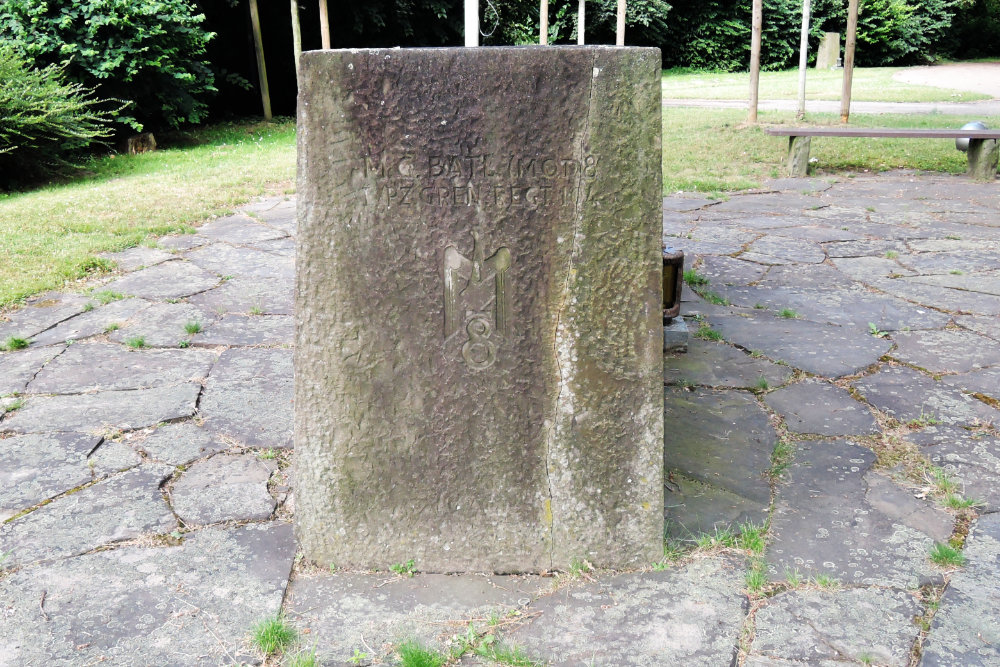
[664,339,793,389]
[0,463,175,568]
[764,380,878,436]
[868,277,1000,316]
[741,236,827,265]
[750,588,922,666]
[0,383,201,434]
[696,256,768,286]
[184,243,295,280]
[244,196,297,234]
[29,297,152,346]
[187,275,294,315]
[195,213,288,244]
[192,313,294,346]
[0,292,91,341]
[105,301,219,348]
[940,366,1000,400]
[756,263,853,289]
[27,342,216,394]
[891,329,1000,373]
[170,453,277,526]
[0,432,101,521]
[910,426,1000,512]
[101,260,221,301]
[0,522,295,666]
[921,513,1000,666]
[98,246,175,272]
[852,365,1000,427]
[130,422,230,466]
[0,345,65,395]
[905,271,1000,297]
[955,315,1000,342]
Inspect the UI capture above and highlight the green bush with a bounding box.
[0,44,114,187]
[481,0,670,47]
[0,0,216,132]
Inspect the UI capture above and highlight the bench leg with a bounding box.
[787,136,811,177]
[967,138,999,180]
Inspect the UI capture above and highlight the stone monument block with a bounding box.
[816,32,840,69]
[295,47,663,573]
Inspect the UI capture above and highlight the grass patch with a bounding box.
[125,336,146,349]
[183,320,202,334]
[683,269,709,286]
[2,336,29,351]
[92,290,124,305]
[390,558,416,577]
[661,66,990,103]
[250,614,296,657]
[694,321,724,342]
[397,640,447,667]
[929,542,966,567]
[778,308,798,319]
[0,119,295,308]
[769,439,794,480]
[754,376,769,391]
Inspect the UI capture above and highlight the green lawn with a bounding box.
[0,120,296,308]
[662,67,992,103]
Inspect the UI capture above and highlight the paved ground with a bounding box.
[1,172,999,665]
[892,62,1000,100]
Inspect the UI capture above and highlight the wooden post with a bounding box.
[578,0,585,45]
[249,0,272,121]
[748,0,762,124]
[616,0,625,45]
[540,0,548,44]
[465,0,479,47]
[291,0,302,85]
[318,0,330,49]
[796,0,810,120]
[840,0,859,123]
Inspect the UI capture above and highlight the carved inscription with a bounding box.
[443,233,511,370]
[355,149,599,211]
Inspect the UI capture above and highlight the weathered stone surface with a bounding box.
[921,513,1000,666]
[955,314,1000,342]
[898,250,1000,275]
[766,439,942,588]
[827,241,909,260]
[0,292,90,341]
[771,225,861,243]
[184,243,294,280]
[132,422,229,466]
[247,235,296,256]
[891,329,1000,373]
[244,196,297,234]
[852,365,1000,426]
[28,342,215,393]
[195,213,288,244]
[192,313,294,346]
[757,263,853,288]
[0,523,295,665]
[98,245,175,272]
[710,192,821,213]
[662,195,716,211]
[200,348,292,448]
[750,588,921,666]
[0,344,65,395]
[170,454,277,525]
[187,275,294,315]
[156,232,209,251]
[910,425,1000,512]
[697,255,768,286]
[869,277,1000,315]
[296,48,663,572]
[741,236,826,265]
[507,558,747,666]
[764,380,878,436]
[708,314,891,377]
[88,438,143,477]
[0,432,100,520]
[940,367,1000,400]
[29,297,151,346]
[665,471,768,538]
[105,301,218,348]
[101,261,220,300]
[664,339,792,389]
[0,463,175,568]
[0,383,201,434]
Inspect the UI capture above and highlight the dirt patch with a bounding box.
[893,61,1000,99]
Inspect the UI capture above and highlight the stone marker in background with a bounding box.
[816,32,841,69]
[296,47,663,573]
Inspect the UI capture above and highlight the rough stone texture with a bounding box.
[187,275,294,315]
[0,292,90,341]
[741,236,826,265]
[764,380,878,436]
[0,345,65,395]
[0,432,101,521]
[105,301,218,348]
[0,383,201,434]
[28,342,215,393]
[921,513,1000,666]
[940,366,1000,399]
[956,314,1000,342]
[192,313,294,346]
[195,213,288,243]
[295,48,663,572]
[766,439,944,588]
[98,246,174,272]
[200,348,292,448]
[101,261,220,300]
[852,365,1000,426]
[891,328,1000,373]
[132,422,230,466]
[29,298,151,346]
[697,256,768,286]
[88,438,143,477]
[507,558,747,666]
[170,454,277,525]
[664,339,793,389]
[0,523,295,666]
[910,425,1000,511]
[184,243,294,280]
[663,317,689,353]
[0,463,175,568]
[750,588,921,666]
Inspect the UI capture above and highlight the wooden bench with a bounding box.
[764,127,1000,180]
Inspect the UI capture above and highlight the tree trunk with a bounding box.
[465,0,479,46]
[840,0,859,123]
[318,0,330,49]
[249,0,272,121]
[540,0,548,44]
[748,0,762,124]
[616,0,626,45]
[796,0,810,120]
[578,0,585,45]
[290,0,302,85]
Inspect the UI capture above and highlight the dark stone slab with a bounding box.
[830,256,915,282]
[866,473,954,542]
[905,271,1000,297]
[133,422,230,466]
[664,339,792,389]
[246,236,296,256]
[89,438,143,477]
[101,261,220,300]
[741,236,826,265]
[287,571,551,663]
[898,250,1000,275]
[184,243,294,280]
[106,301,219,348]
[507,559,747,667]
[28,342,215,393]
[0,463,175,568]
[852,365,1000,427]
[764,177,835,193]
[868,277,1000,316]
[697,256,768,286]
[771,225,862,242]
[195,213,288,244]
[170,454,277,525]
[955,314,1000,342]
[192,313,294,346]
[98,246,175,272]
[764,380,878,436]
[708,313,891,377]
[157,232,210,251]
[891,329,1000,373]
[0,292,90,341]
[910,426,1000,512]
[825,240,909,259]
[940,367,1000,400]
[921,513,1000,666]
[296,48,663,572]
[0,432,100,521]
[710,192,823,214]
[29,297,152,346]
[0,383,201,434]
[757,263,854,289]
[187,276,294,315]
[665,471,769,538]
[662,195,716,211]
[766,438,943,588]
[0,522,295,665]
[697,213,824,230]
[244,196,298,234]
[750,588,921,666]
[663,389,774,508]
[200,348,292,448]
[0,344,65,395]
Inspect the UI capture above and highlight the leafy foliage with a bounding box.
[0,44,115,186]
[0,0,216,131]
[481,0,670,46]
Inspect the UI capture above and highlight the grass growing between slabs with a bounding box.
[0,119,296,309]
[661,66,991,103]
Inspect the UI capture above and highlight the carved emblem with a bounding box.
[443,232,511,370]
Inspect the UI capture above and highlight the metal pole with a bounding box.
[840,0,859,123]
[616,0,625,45]
[540,0,548,44]
[796,0,810,120]
[578,0,585,45]
[748,0,762,124]
[465,0,479,47]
